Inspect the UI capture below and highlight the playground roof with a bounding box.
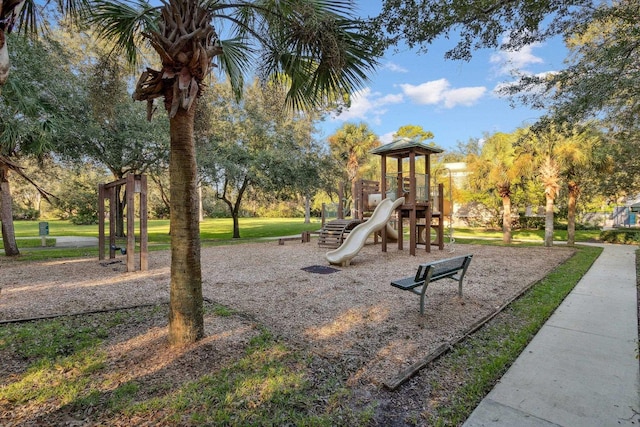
[370,137,444,158]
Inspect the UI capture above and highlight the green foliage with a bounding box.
[51,163,110,225]
[393,125,434,142]
[599,229,640,244]
[371,0,590,59]
[372,1,640,209]
[328,122,380,183]
[1,34,87,158]
[198,79,330,236]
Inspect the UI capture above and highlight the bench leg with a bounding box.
[419,284,428,315]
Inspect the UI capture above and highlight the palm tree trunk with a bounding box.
[544,194,554,247]
[0,164,19,256]
[567,181,578,245]
[168,105,204,346]
[350,177,357,218]
[502,194,512,244]
[0,29,11,86]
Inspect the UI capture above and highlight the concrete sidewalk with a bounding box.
[464,244,640,426]
[53,236,99,248]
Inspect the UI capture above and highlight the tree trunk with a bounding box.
[231,177,249,239]
[0,29,11,86]
[350,178,357,218]
[232,212,240,238]
[544,194,555,247]
[198,181,204,222]
[0,0,26,86]
[502,194,512,244]
[304,192,311,224]
[567,181,579,246]
[168,105,203,346]
[0,164,19,256]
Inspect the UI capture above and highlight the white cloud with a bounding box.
[378,93,404,104]
[400,79,486,108]
[379,131,396,144]
[442,87,487,108]
[332,87,404,122]
[384,62,409,73]
[490,36,544,75]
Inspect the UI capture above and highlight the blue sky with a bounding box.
[318,2,568,152]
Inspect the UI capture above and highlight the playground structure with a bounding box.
[98,174,148,272]
[371,137,446,256]
[318,137,448,261]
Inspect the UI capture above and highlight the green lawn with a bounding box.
[3,219,603,260]
[452,227,601,243]
[9,217,324,242]
[8,219,601,243]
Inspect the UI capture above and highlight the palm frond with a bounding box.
[15,0,92,35]
[89,0,160,65]
[215,37,253,100]
[254,2,377,111]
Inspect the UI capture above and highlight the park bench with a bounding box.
[391,254,473,315]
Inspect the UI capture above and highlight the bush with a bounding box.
[13,207,40,220]
[516,215,544,230]
[599,229,640,244]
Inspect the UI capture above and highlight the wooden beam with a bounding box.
[126,174,135,272]
[140,175,148,271]
[98,184,106,260]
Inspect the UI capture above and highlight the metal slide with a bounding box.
[325,197,405,266]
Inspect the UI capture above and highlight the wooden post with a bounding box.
[437,183,444,250]
[409,151,416,256]
[381,154,388,252]
[126,174,135,272]
[109,186,117,259]
[98,184,105,260]
[338,184,344,220]
[140,175,148,271]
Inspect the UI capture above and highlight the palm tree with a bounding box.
[525,123,607,247]
[538,155,561,247]
[328,122,380,216]
[549,124,610,245]
[90,0,377,345]
[466,131,534,243]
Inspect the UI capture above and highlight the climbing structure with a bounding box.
[317,219,362,248]
[370,137,445,256]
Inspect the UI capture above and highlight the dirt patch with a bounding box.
[1,241,573,385]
